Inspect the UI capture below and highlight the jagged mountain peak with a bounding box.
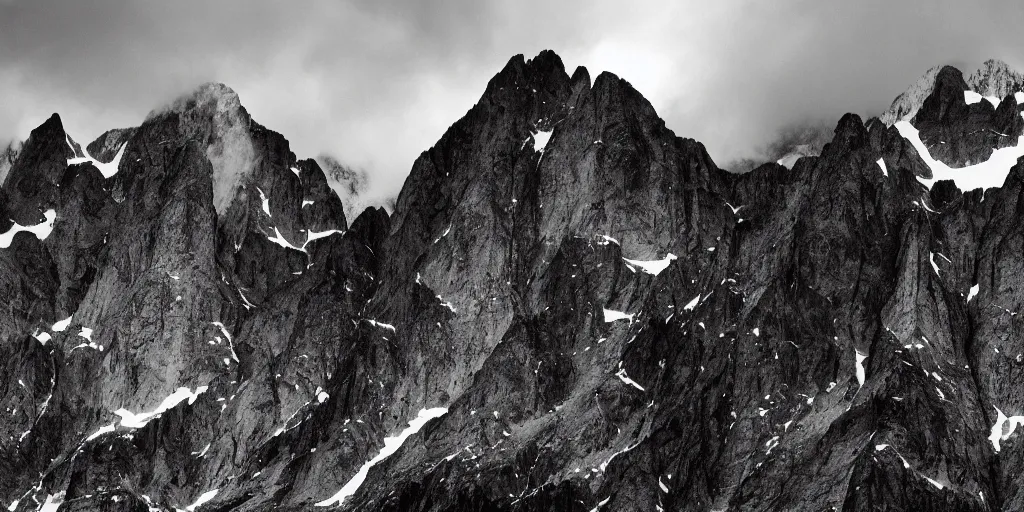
[144,81,253,148]
[934,64,969,88]
[488,49,568,88]
[569,64,591,89]
[146,82,246,122]
[881,60,1024,127]
[30,112,71,148]
[0,113,82,223]
[879,64,945,126]
[967,58,1024,99]
[142,82,257,213]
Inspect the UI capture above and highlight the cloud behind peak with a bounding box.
[1,0,1022,205]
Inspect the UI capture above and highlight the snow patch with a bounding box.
[192,443,211,458]
[433,224,452,244]
[876,158,888,177]
[266,227,304,252]
[895,120,1024,191]
[589,496,611,512]
[70,326,102,352]
[179,489,219,512]
[599,441,640,473]
[33,331,52,344]
[929,252,941,276]
[989,406,1024,452]
[614,368,645,391]
[256,187,271,216]
[85,423,116,441]
[211,321,239,362]
[603,309,634,323]
[683,294,700,311]
[364,319,396,332]
[305,229,345,245]
[37,492,64,512]
[71,340,104,352]
[238,288,256,309]
[964,90,1000,108]
[114,386,208,429]
[315,408,448,507]
[437,296,457,313]
[855,350,867,387]
[66,133,126,178]
[622,253,677,276]
[967,284,979,302]
[533,130,553,151]
[0,210,57,248]
[267,226,345,253]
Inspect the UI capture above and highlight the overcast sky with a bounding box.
[2,0,1022,204]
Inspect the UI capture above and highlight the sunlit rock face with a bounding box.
[2,51,1024,512]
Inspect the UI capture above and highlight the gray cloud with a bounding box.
[2,0,1023,204]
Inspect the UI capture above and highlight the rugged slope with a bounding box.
[1,50,1024,512]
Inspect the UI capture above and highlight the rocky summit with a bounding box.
[2,50,1024,511]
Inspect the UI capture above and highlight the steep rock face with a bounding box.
[86,128,136,163]
[2,51,1024,512]
[880,65,943,126]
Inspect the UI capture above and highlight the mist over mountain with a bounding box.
[2,49,1024,512]
[314,154,372,219]
[725,119,836,172]
[0,140,21,185]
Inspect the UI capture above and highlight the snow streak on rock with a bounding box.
[315,408,448,507]
[114,386,209,429]
[855,350,868,388]
[603,309,634,323]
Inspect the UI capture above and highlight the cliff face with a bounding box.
[2,50,1024,512]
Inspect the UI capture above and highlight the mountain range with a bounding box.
[2,50,1024,511]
